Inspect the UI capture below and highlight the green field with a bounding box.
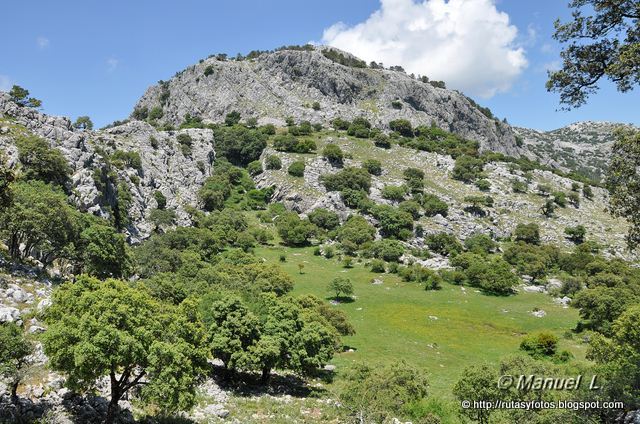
[255,245,583,398]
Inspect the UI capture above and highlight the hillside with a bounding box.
[132,46,523,156]
[516,121,637,182]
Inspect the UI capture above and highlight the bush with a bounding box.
[225,111,241,126]
[204,65,214,76]
[276,212,316,246]
[552,191,567,207]
[370,259,386,273]
[391,100,403,109]
[265,155,282,170]
[328,276,354,300]
[374,133,391,148]
[403,168,425,181]
[362,159,382,176]
[321,167,372,192]
[371,239,405,262]
[338,215,376,247]
[323,144,344,164]
[370,205,414,240]
[398,200,421,219]
[213,125,268,166]
[347,117,371,138]
[464,233,497,255]
[381,185,406,202]
[15,135,71,187]
[582,185,594,200]
[452,155,485,182]
[308,208,340,230]
[247,160,263,176]
[565,225,586,244]
[312,101,321,110]
[425,233,463,256]
[457,254,519,294]
[288,161,305,177]
[512,179,528,193]
[537,184,552,196]
[332,118,350,130]
[475,179,491,191]
[520,332,558,358]
[153,190,167,209]
[421,194,449,217]
[389,119,413,137]
[273,134,316,153]
[514,223,540,245]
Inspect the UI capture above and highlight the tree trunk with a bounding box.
[261,367,271,384]
[106,372,122,424]
[10,379,19,403]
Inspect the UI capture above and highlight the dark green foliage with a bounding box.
[312,101,321,110]
[288,161,305,177]
[370,239,405,262]
[340,189,371,210]
[347,117,371,139]
[77,219,133,279]
[247,160,263,176]
[582,185,594,200]
[398,200,421,220]
[514,223,541,245]
[391,100,403,109]
[0,322,33,401]
[338,215,376,247]
[370,259,386,273]
[370,205,413,240]
[15,135,71,187]
[204,65,214,76]
[503,243,559,282]
[276,212,316,246]
[225,111,241,126]
[464,233,497,255]
[132,106,149,120]
[389,119,413,137]
[399,264,443,290]
[322,143,344,164]
[552,191,567,207]
[546,1,640,108]
[463,195,493,216]
[537,184,552,196]
[541,199,556,217]
[73,116,93,130]
[374,133,392,148]
[421,194,449,217]
[331,118,350,130]
[362,159,382,175]
[452,155,485,182]
[475,179,491,191]
[198,162,257,211]
[403,167,425,181]
[565,225,586,244]
[111,150,143,171]
[511,179,528,193]
[401,125,479,157]
[148,106,164,121]
[381,185,406,202]
[322,49,366,68]
[321,167,372,192]
[568,191,580,207]
[213,125,267,166]
[339,361,430,424]
[9,85,41,108]
[308,208,340,231]
[265,155,282,170]
[425,232,463,256]
[272,134,316,153]
[179,114,204,129]
[451,253,519,294]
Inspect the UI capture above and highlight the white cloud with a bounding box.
[106,57,119,72]
[322,0,528,98]
[0,75,11,92]
[36,36,50,49]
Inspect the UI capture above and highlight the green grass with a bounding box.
[255,245,583,398]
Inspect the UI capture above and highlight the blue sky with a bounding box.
[0,0,637,130]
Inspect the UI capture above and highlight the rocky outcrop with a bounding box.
[133,46,523,156]
[0,93,216,241]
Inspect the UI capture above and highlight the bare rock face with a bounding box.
[0,92,215,241]
[133,46,523,156]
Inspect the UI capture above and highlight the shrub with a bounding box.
[321,167,372,192]
[308,208,340,230]
[225,111,241,126]
[452,155,485,182]
[338,215,376,247]
[347,117,371,138]
[247,160,263,176]
[381,185,407,202]
[328,277,354,300]
[273,134,316,153]
[460,255,519,294]
[403,168,425,181]
[204,65,214,76]
[391,100,403,109]
[520,332,558,358]
[370,259,386,273]
[464,233,497,255]
[389,119,413,137]
[463,195,493,216]
[398,200,421,219]
[565,225,586,244]
[265,155,282,170]
[332,118,350,130]
[371,239,405,262]
[312,101,321,110]
[421,194,449,217]
[362,159,382,176]
[374,133,391,148]
[323,144,344,164]
[475,179,491,191]
[425,233,463,256]
[552,191,567,207]
[288,161,305,177]
[370,205,414,240]
[537,184,552,196]
[511,179,528,193]
[582,185,594,200]
[568,192,580,207]
[153,190,167,209]
[276,212,316,246]
[514,223,540,245]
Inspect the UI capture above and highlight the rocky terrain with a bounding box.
[133,46,523,156]
[516,121,638,182]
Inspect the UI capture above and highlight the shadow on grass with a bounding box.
[209,364,330,399]
[325,296,355,304]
